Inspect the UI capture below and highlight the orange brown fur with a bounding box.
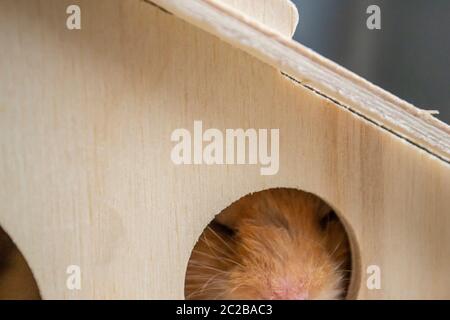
[185,188,351,300]
[0,227,41,300]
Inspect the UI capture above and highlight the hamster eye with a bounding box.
[210,220,236,237]
[319,210,339,230]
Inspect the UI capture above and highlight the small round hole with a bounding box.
[0,226,41,300]
[185,188,355,300]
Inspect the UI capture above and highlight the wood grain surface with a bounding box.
[0,0,449,299]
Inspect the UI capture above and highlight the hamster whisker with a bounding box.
[187,279,229,299]
[188,262,229,274]
[206,226,240,256]
[192,247,244,268]
[185,189,352,300]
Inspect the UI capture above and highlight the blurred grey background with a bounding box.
[291,0,450,124]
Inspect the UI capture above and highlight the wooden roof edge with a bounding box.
[150,0,450,163]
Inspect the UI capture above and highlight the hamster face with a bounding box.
[185,188,351,300]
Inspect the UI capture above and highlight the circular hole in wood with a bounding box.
[185,188,358,300]
[0,226,41,300]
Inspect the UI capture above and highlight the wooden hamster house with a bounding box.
[0,0,449,299]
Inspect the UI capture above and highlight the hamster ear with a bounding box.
[213,195,255,231]
[316,201,334,220]
[214,204,244,231]
[323,218,351,271]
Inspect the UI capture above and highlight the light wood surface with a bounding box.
[154,0,450,162]
[0,0,449,299]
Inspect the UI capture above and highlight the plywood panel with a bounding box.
[0,0,449,299]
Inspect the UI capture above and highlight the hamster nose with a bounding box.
[270,286,309,300]
[292,292,309,300]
